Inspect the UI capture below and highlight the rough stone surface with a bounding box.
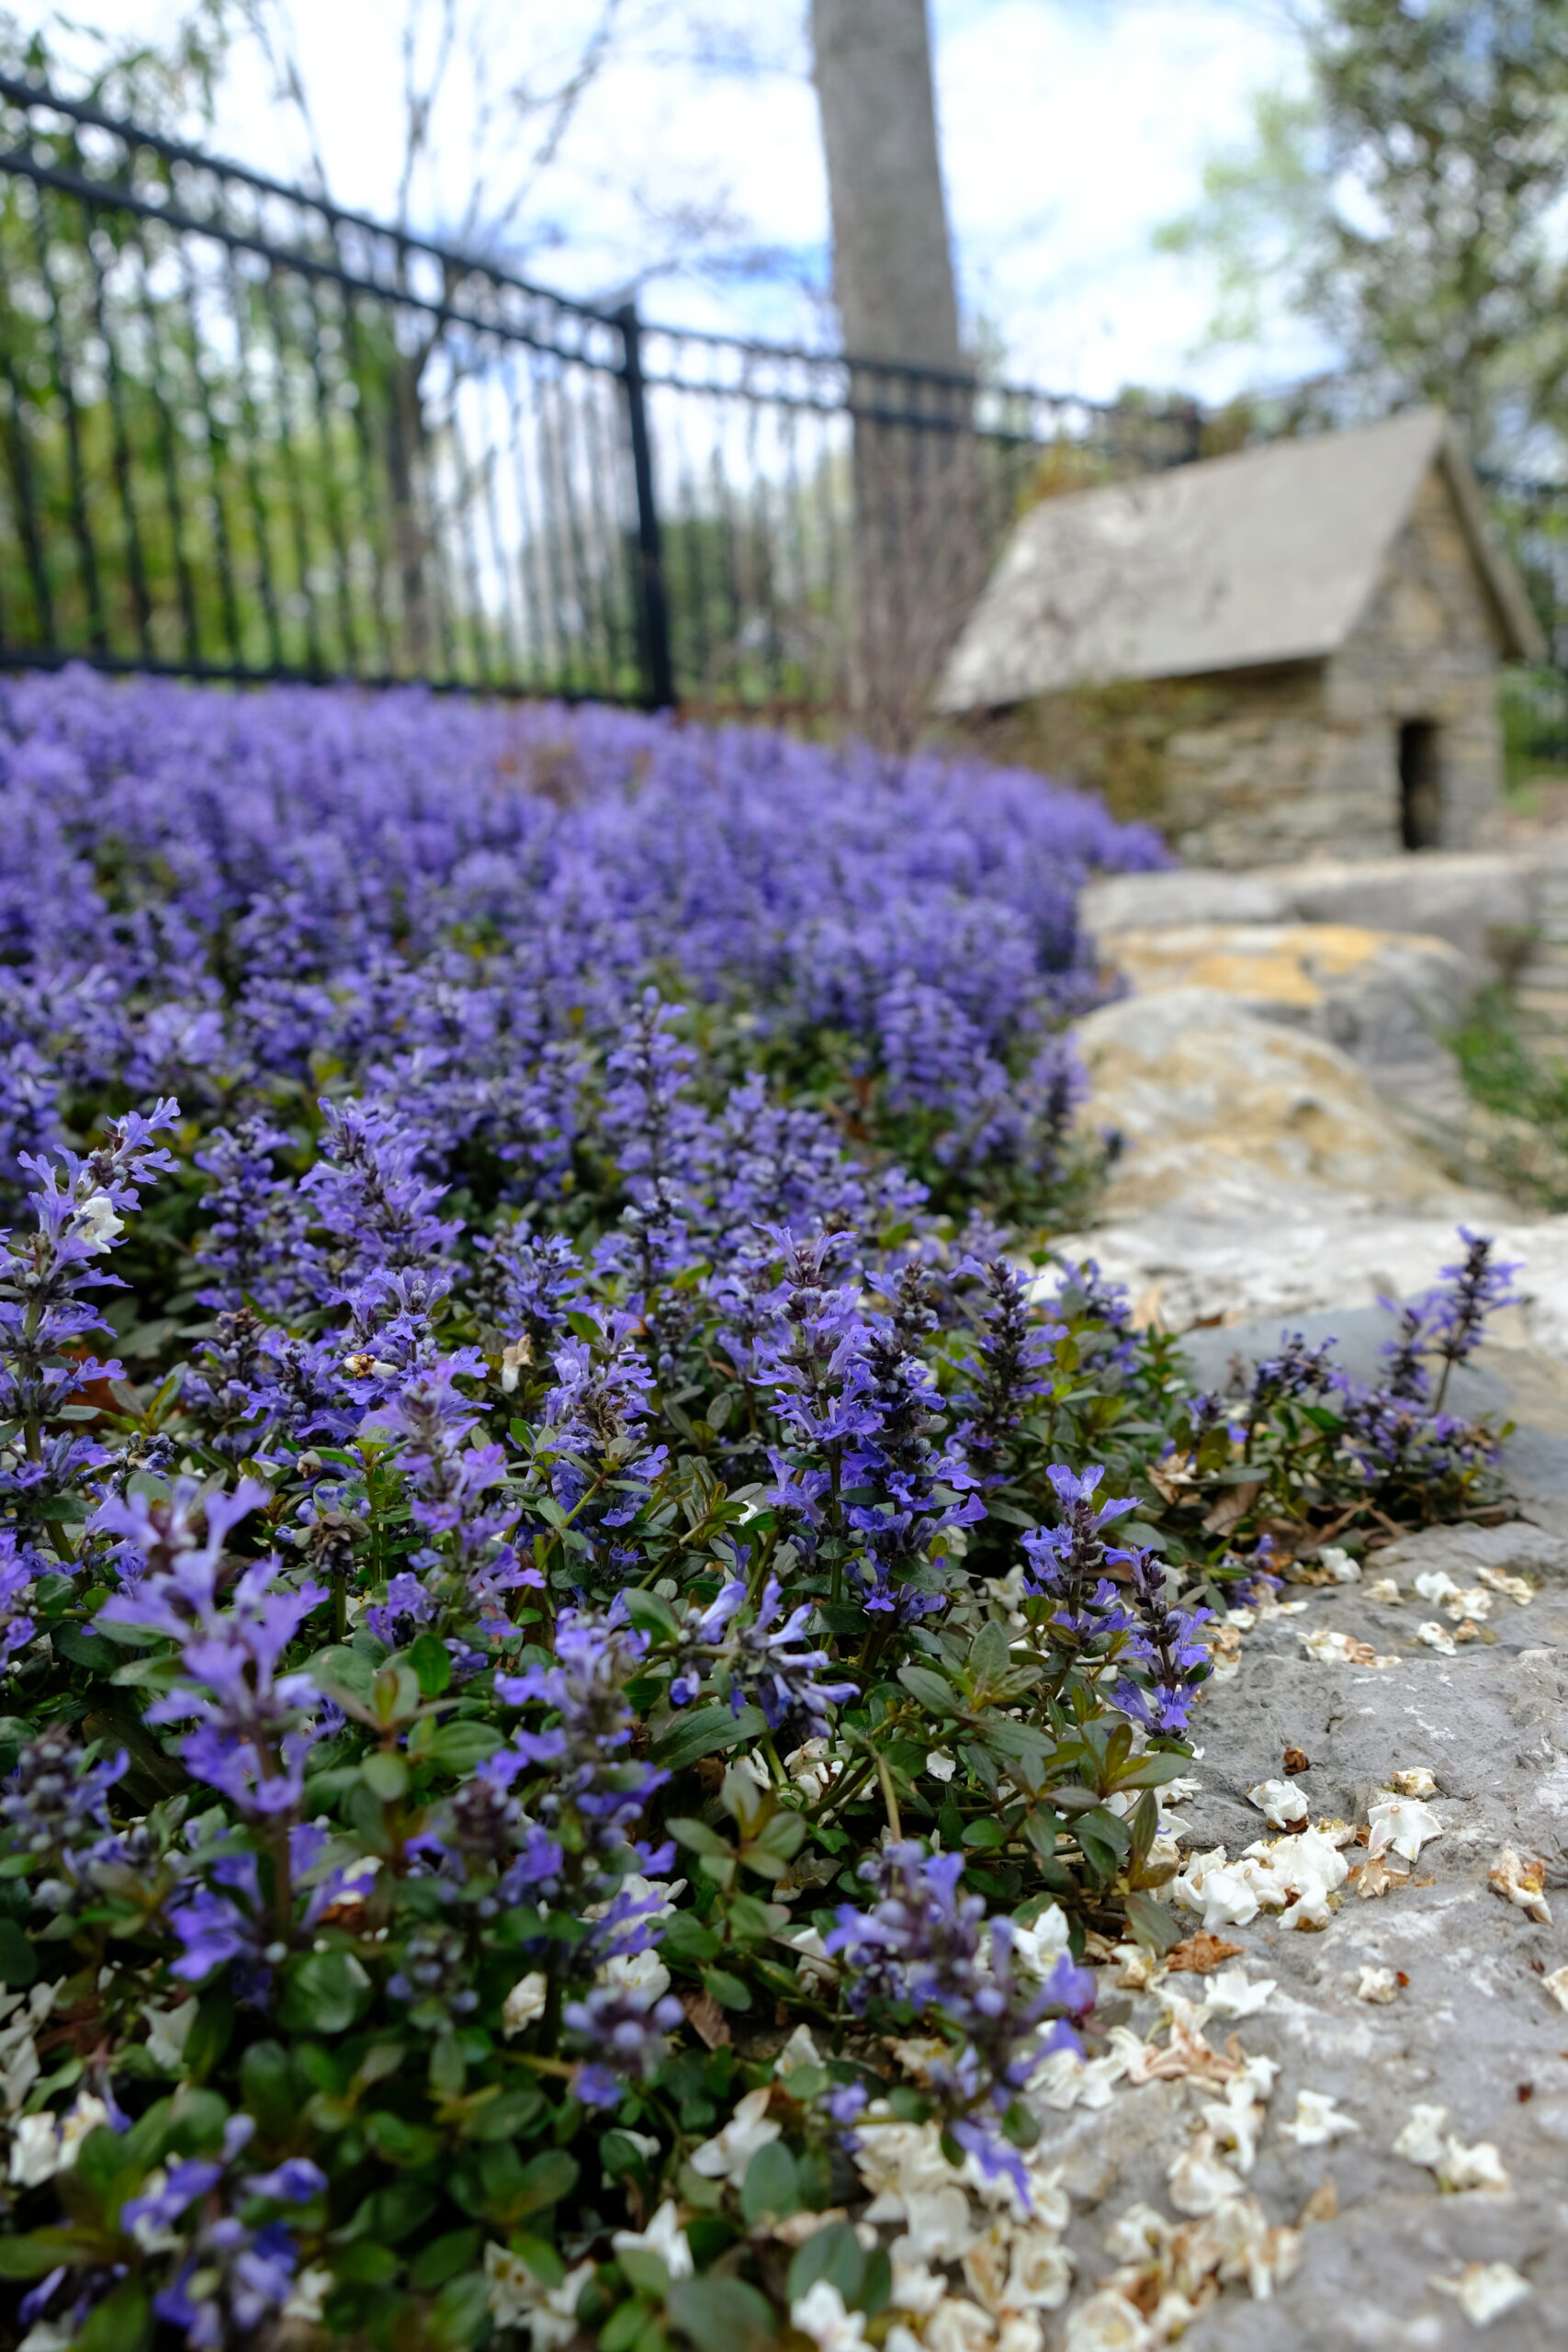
[1083,870,1296,935]
[1072,989,1492,1224]
[1122,1552,1568,2349]
[1013,1518,1568,2348]
[1049,1216,1568,1368]
[1082,853,1533,980]
[1092,922,1480,1127]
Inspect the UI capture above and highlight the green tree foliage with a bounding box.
[1159,0,1568,469]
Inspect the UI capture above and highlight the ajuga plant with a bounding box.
[0,674,1521,2352]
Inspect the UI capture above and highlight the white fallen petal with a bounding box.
[1443,1585,1493,1622]
[611,2200,694,2280]
[1201,2075,1268,2172]
[1064,2291,1156,2352]
[1103,2202,1172,2264]
[1166,2133,1247,2215]
[1476,1566,1534,1605]
[1319,1546,1360,1582]
[1429,2263,1532,2325]
[1247,1779,1309,1827]
[1366,1794,1443,1863]
[1414,1569,1461,1602]
[792,2280,868,2351]
[1277,2089,1359,2148]
[1415,1620,1458,1656]
[1368,1577,1402,1604]
[777,2024,823,2078]
[1393,2104,1450,2167]
[1354,1965,1399,2005]
[1542,1963,1568,2015]
[1202,1967,1276,2018]
[1488,1846,1553,1925]
[689,2086,781,2186]
[1385,1768,1438,1799]
[1438,2138,1510,2193]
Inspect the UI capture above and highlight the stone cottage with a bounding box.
[934,409,1544,866]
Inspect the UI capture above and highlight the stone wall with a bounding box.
[1325,464,1508,846]
[1164,469,1509,866]
[953,462,1512,869]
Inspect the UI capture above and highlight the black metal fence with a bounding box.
[0,74,1202,717]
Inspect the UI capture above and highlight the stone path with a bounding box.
[1042,1515,1568,2350]
[1025,853,1568,2346]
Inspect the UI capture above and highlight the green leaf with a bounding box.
[654,1702,767,1773]
[897,1664,960,1715]
[480,2145,580,2223]
[360,1749,410,1802]
[980,1717,1054,1766]
[960,1818,1007,1851]
[0,2229,99,2278]
[967,1621,1010,1682]
[181,1989,233,2084]
[622,1588,680,1642]
[1075,1805,1132,1883]
[604,2296,654,2350]
[0,1915,39,1987]
[701,1966,751,2012]
[740,2139,799,2225]
[310,1645,377,1704]
[409,1630,452,1698]
[667,2276,778,2352]
[53,1625,119,1675]
[786,2220,863,2308]
[666,1816,733,1859]
[332,2240,402,2284]
[1115,1751,1195,1791]
[77,2278,152,2352]
[660,1912,721,1965]
[429,2271,492,2348]
[423,1719,505,1773]
[1123,1890,1187,1956]
[277,1949,372,2037]
[239,2041,296,2140]
[617,2248,671,2298]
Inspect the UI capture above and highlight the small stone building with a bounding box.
[935,409,1544,867]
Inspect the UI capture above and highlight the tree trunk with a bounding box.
[810,0,962,371]
[810,0,981,744]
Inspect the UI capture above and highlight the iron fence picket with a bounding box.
[0,72,1331,715]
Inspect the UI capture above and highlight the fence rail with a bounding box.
[4,74,1568,749]
[0,74,1210,718]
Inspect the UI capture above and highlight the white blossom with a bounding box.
[689,2086,781,2187]
[791,2281,867,2352]
[1277,2089,1359,2148]
[611,2199,694,2280]
[502,1972,548,2036]
[1430,2262,1532,2324]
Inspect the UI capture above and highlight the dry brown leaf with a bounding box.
[1299,2176,1338,2226]
[1282,1747,1311,1776]
[681,1989,731,2049]
[1148,1456,1195,1504]
[1201,1478,1265,1536]
[1347,1855,1408,1901]
[1165,1932,1247,1975]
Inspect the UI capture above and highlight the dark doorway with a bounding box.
[1398,720,1442,850]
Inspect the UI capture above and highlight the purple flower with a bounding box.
[563,1981,684,2106]
[1021,1465,1141,1647]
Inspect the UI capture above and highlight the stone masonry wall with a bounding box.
[1156,466,1508,868]
[1325,465,1507,848]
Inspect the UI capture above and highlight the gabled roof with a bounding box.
[935,407,1545,711]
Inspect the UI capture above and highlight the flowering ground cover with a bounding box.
[0,673,1524,2350]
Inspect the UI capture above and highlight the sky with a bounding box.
[43,0,1333,403]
